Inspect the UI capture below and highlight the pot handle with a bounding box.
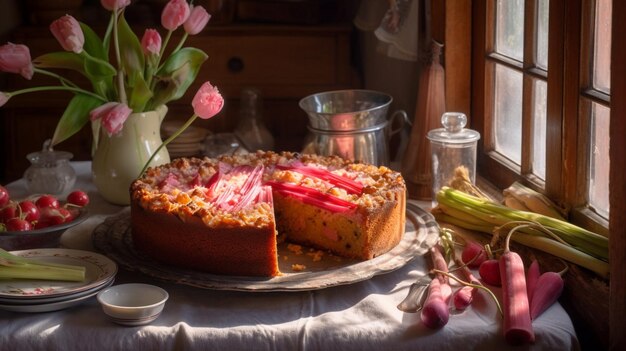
[388,110,411,136]
[388,110,412,165]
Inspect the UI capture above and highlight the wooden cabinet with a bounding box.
[0,23,359,183]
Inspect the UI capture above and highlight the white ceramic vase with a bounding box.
[92,105,170,205]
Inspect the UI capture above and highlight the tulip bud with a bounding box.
[50,15,85,54]
[141,29,162,56]
[0,43,34,80]
[161,0,191,31]
[184,6,211,35]
[192,82,224,119]
[90,102,133,136]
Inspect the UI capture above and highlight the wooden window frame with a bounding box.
[442,0,626,350]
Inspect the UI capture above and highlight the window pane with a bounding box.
[536,0,549,69]
[495,0,525,61]
[494,64,523,165]
[589,103,610,218]
[532,79,547,179]
[593,0,611,93]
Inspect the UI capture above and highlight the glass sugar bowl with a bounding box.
[23,141,76,195]
[427,112,481,205]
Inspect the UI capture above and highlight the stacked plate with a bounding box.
[0,248,117,313]
[161,120,210,158]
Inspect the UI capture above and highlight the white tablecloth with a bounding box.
[0,162,580,351]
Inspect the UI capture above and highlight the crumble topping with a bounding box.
[131,151,405,228]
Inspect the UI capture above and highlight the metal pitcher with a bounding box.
[299,90,408,166]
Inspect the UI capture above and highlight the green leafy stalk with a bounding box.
[156,30,174,72]
[0,266,85,282]
[4,86,107,103]
[33,68,80,89]
[112,8,127,104]
[504,228,609,278]
[0,249,85,282]
[169,32,189,61]
[437,187,608,261]
[431,211,495,233]
[139,114,199,177]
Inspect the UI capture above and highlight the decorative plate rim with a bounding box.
[0,279,115,313]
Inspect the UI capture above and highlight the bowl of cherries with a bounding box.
[0,185,90,250]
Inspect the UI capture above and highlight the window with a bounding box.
[472,0,611,233]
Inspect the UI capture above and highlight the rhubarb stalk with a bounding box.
[500,227,535,345]
[276,162,363,194]
[421,245,451,329]
[529,262,567,320]
[265,181,357,213]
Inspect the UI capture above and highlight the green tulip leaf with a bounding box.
[129,74,153,112]
[151,48,208,106]
[148,75,180,109]
[157,47,208,77]
[91,79,114,101]
[80,22,107,61]
[33,52,86,75]
[118,13,144,86]
[51,94,103,147]
[83,54,117,78]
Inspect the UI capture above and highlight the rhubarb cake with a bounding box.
[130,151,406,277]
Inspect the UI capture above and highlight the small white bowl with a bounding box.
[97,283,169,326]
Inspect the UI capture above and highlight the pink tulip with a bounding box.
[184,6,210,35]
[0,43,34,80]
[90,102,133,136]
[141,29,162,56]
[161,0,191,31]
[192,82,224,119]
[100,0,131,11]
[0,92,9,107]
[50,15,85,54]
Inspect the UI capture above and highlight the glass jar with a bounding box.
[427,112,480,205]
[234,87,275,151]
[23,143,76,195]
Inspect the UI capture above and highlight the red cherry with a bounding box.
[0,185,9,207]
[67,190,89,207]
[35,194,60,209]
[19,201,40,222]
[0,204,17,224]
[6,217,32,231]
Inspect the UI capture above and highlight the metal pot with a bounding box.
[300,89,408,166]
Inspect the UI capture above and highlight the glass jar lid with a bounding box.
[26,139,74,167]
[26,150,73,166]
[427,112,480,144]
